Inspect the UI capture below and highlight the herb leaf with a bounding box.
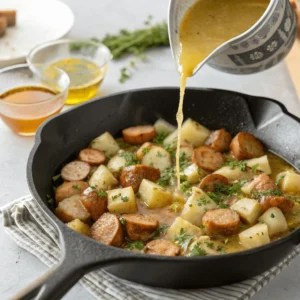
[120,151,138,166]
[153,224,169,239]
[222,157,247,172]
[52,174,61,182]
[153,132,169,145]
[174,228,193,251]
[125,240,144,250]
[275,173,286,186]
[157,168,175,187]
[97,190,108,197]
[189,243,207,257]
[72,184,82,190]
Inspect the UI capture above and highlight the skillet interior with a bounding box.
[28,87,300,288]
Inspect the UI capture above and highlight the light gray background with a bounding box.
[1,0,300,299]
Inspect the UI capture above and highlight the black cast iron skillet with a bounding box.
[15,87,300,300]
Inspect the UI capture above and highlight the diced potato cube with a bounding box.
[246,155,271,175]
[278,171,300,193]
[240,181,255,195]
[180,187,217,226]
[163,129,178,146]
[231,198,262,224]
[67,219,90,236]
[91,132,119,156]
[188,236,219,256]
[139,179,172,208]
[56,195,90,223]
[154,119,175,134]
[214,166,254,183]
[88,165,118,191]
[107,155,127,176]
[167,217,203,240]
[184,163,206,184]
[239,223,270,249]
[141,145,172,172]
[107,187,137,214]
[258,207,288,236]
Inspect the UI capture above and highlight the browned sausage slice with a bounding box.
[205,129,232,152]
[78,148,106,165]
[250,173,277,192]
[192,146,225,172]
[55,181,89,203]
[61,161,91,181]
[136,142,152,160]
[230,132,264,160]
[144,240,181,256]
[81,187,108,221]
[199,174,229,192]
[120,164,161,192]
[260,196,294,213]
[122,214,159,241]
[122,126,157,145]
[202,208,240,236]
[91,213,123,246]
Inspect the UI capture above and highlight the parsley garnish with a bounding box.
[163,144,176,158]
[156,168,175,187]
[204,241,214,249]
[180,181,192,194]
[199,224,206,230]
[72,185,82,190]
[174,228,193,251]
[251,164,259,174]
[125,240,144,250]
[253,189,283,198]
[197,197,211,206]
[121,196,129,202]
[52,174,61,182]
[120,151,138,166]
[189,243,207,257]
[275,173,286,186]
[153,132,169,145]
[222,157,247,172]
[170,202,182,213]
[216,245,227,254]
[142,147,150,155]
[120,217,126,225]
[153,224,169,239]
[270,213,275,218]
[179,152,191,171]
[97,190,107,197]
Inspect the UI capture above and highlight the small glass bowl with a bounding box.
[0,63,70,136]
[27,39,112,105]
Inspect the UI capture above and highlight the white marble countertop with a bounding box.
[1,0,300,299]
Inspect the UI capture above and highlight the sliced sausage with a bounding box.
[137,142,152,161]
[144,240,181,256]
[230,132,264,160]
[199,174,229,192]
[260,196,294,213]
[78,148,106,165]
[192,146,225,172]
[120,164,161,193]
[61,161,91,181]
[122,214,159,241]
[250,173,277,192]
[80,187,108,221]
[205,128,232,152]
[202,208,240,236]
[55,181,89,203]
[122,126,157,145]
[91,213,123,246]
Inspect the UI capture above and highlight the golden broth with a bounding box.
[176,0,269,187]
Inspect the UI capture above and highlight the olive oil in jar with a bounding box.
[0,86,61,136]
[50,58,107,105]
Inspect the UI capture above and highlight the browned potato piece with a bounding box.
[55,195,90,223]
[61,161,91,181]
[55,181,89,203]
[230,132,264,160]
[91,213,123,246]
[122,126,157,145]
[137,142,152,160]
[199,174,229,192]
[202,208,240,236]
[78,148,106,165]
[67,219,91,236]
[205,129,232,152]
[120,164,161,193]
[192,146,225,172]
[80,187,108,221]
[122,214,159,241]
[144,240,181,256]
[0,17,7,37]
[260,196,294,213]
[0,10,16,26]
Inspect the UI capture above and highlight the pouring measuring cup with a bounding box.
[169,0,298,75]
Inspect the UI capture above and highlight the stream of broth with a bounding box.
[176,0,269,187]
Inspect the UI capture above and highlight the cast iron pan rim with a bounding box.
[27,86,300,262]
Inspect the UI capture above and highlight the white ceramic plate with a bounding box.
[0,0,74,68]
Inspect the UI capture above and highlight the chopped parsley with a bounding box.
[156,151,165,158]
[270,213,275,218]
[97,189,107,197]
[72,184,82,190]
[116,139,132,148]
[52,174,61,182]
[180,181,192,194]
[170,202,182,213]
[251,164,260,174]
[199,224,206,230]
[142,147,151,155]
[189,243,207,257]
[216,245,227,254]
[163,144,176,158]
[153,132,169,145]
[222,157,247,172]
[253,189,283,198]
[174,228,193,251]
[157,168,175,187]
[275,173,286,186]
[119,151,138,166]
[125,240,144,250]
[120,217,126,225]
[204,241,214,249]
[153,224,169,239]
[111,193,129,202]
[179,152,191,171]
[197,197,211,206]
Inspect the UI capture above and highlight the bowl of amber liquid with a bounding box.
[0,64,70,136]
[27,39,112,105]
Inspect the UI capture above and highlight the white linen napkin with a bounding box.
[1,195,300,300]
